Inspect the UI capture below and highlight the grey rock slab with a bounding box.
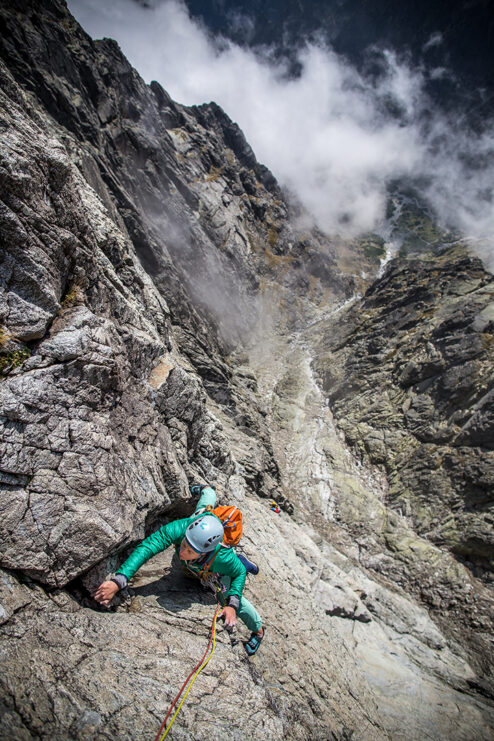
[41,494,494,740]
[312,254,494,646]
[0,522,388,741]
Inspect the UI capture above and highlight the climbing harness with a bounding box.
[154,603,222,740]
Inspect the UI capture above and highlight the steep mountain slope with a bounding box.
[315,251,494,578]
[309,249,494,670]
[0,2,493,739]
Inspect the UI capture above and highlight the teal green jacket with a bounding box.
[116,488,247,600]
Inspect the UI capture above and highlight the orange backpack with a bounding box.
[197,505,244,582]
[205,504,243,547]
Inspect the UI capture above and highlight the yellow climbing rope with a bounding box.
[156,605,221,740]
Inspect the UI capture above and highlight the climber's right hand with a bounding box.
[92,580,119,606]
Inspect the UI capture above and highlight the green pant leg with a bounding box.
[221,574,262,633]
[236,594,262,633]
[193,486,216,515]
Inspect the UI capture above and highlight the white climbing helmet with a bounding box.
[185,515,224,553]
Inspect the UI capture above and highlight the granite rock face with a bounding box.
[0,59,183,586]
[313,252,494,569]
[0,1,493,739]
[3,500,494,741]
[309,250,494,679]
[1,0,319,587]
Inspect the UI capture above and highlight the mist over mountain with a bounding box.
[69,0,494,268]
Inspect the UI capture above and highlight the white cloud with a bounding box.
[68,0,494,267]
[424,32,444,51]
[429,67,448,81]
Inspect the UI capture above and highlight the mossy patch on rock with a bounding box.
[357,234,386,263]
[0,329,31,374]
[61,284,85,309]
[0,346,30,374]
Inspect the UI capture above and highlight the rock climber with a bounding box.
[93,484,265,655]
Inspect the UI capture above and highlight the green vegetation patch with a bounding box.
[394,202,456,257]
[0,344,30,374]
[61,283,84,309]
[0,327,31,374]
[359,234,386,262]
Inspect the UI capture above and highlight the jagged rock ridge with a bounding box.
[0,2,493,740]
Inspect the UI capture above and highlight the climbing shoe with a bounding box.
[245,628,265,656]
[238,554,259,575]
[190,483,207,497]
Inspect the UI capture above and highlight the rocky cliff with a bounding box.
[0,2,493,740]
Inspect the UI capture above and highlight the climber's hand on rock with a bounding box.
[93,580,119,606]
[219,606,237,630]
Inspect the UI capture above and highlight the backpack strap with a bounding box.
[221,506,238,529]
